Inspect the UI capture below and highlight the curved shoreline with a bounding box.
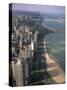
[48,54,65,71]
[42,52,65,84]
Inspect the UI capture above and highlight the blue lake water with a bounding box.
[13,11,65,70]
[43,13,65,70]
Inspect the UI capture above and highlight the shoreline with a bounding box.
[42,52,65,84]
[48,54,65,72]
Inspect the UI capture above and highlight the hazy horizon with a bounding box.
[10,3,65,14]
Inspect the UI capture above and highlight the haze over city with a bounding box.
[12,3,65,14]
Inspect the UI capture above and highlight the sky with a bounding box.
[11,3,65,14]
